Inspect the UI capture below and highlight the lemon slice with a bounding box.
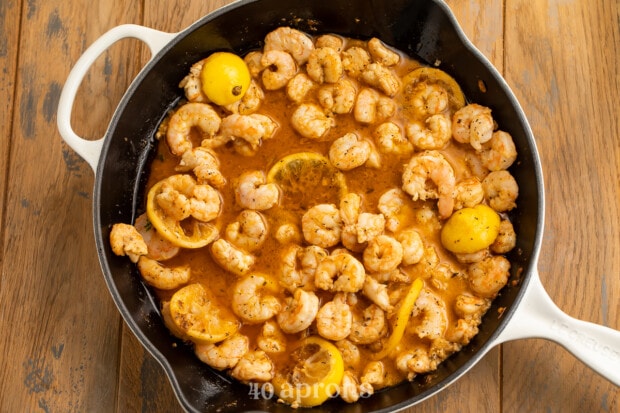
[273,336,344,408]
[402,67,466,111]
[146,176,219,249]
[201,52,251,106]
[168,283,239,344]
[266,152,347,210]
[441,204,501,254]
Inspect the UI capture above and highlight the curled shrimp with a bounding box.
[225,210,268,252]
[166,102,221,156]
[316,293,353,341]
[395,348,433,377]
[317,78,357,114]
[396,228,424,266]
[373,122,413,156]
[232,273,281,323]
[137,256,190,290]
[367,37,400,66]
[377,188,412,232]
[263,27,314,65]
[133,213,179,261]
[279,244,327,292]
[290,103,333,140]
[354,87,396,124]
[409,288,448,340]
[491,219,517,254]
[342,46,371,79]
[155,174,221,222]
[363,276,392,312]
[402,150,456,219]
[223,79,264,115]
[315,34,344,51]
[195,333,249,370]
[286,73,316,103]
[306,47,344,84]
[211,238,256,276]
[257,320,287,353]
[328,133,372,171]
[449,294,491,345]
[349,303,387,345]
[244,51,264,78]
[363,234,404,273]
[482,170,519,212]
[219,113,277,151]
[175,147,226,189]
[301,203,342,248]
[340,371,361,403]
[110,223,148,263]
[453,177,484,210]
[261,50,297,90]
[355,212,386,244]
[359,360,385,395]
[235,170,280,211]
[452,103,494,151]
[468,255,511,298]
[406,114,452,150]
[276,288,320,334]
[336,339,361,369]
[178,58,208,103]
[230,350,274,383]
[361,63,400,97]
[314,251,366,293]
[405,82,449,118]
[480,130,517,171]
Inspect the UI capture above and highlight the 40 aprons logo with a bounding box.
[248,382,372,403]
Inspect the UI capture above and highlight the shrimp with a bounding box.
[491,219,517,254]
[377,188,411,232]
[450,294,491,345]
[230,350,274,383]
[274,223,302,245]
[286,73,316,103]
[468,255,511,298]
[356,212,386,244]
[290,103,333,139]
[340,370,361,403]
[315,34,344,51]
[396,228,424,266]
[211,238,256,276]
[328,133,372,171]
[482,170,519,212]
[453,176,484,210]
[301,203,342,248]
[316,293,353,341]
[109,223,147,263]
[402,150,456,219]
[279,244,321,292]
[363,235,404,273]
[452,103,494,151]
[349,304,387,344]
[480,130,517,171]
[359,360,385,395]
[235,170,280,211]
[367,37,400,67]
[314,251,366,293]
[257,320,287,353]
[232,273,281,323]
[178,58,207,103]
[223,79,264,115]
[317,78,357,114]
[188,183,222,222]
[396,348,433,378]
[455,248,489,264]
[261,50,297,90]
[175,147,226,189]
[410,288,448,340]
[341,46,371,79]
[373,122,413,156]
[276,288,320,334]
[363,276,392,312]
[335,339,361,368]
[354,87,396,124]
[263,27,314,65]
[405,82,449,118]
[219,113,277,151]
[340,192,362,227]
[306,47,343,84]
[361,63,400,97]
[166,102,221,156]
[137,256,190,290]
[225,210,268,252]
[405,114,452,150]
[133,213,179,261]
[195,333,249,370]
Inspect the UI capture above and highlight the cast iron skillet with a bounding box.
[57,0,620,411]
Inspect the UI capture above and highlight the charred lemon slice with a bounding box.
[146,176,219,249]
[402,66,466,111]
[266,152,347,211]
[168,283,239,344]
[273,336,344,408]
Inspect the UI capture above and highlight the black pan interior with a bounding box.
[93,0,543,411]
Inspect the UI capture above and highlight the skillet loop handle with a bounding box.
[496,269,620,386]
[57,24,176,173]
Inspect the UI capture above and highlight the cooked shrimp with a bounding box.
[455,248,490,264]
[274,223,302,245]
[316,293,353,341]
[453,176,484,210]
[110,223,148,263]
[232,273,281,323]
[454,293,491,319]
[175,147,226,189]
[211,238,256,276]
[405,114,452,150]
[286,73,316,103]
[405,82,449,118]
[133,213,179,261]
[317,78,357,114]
[279,244,319,292]
[480,130,517,171]
[225,210,268,252]
[373,122,413,156]
[363,234,404,273]
[367,37,400,66]
[166,102,221,156]
[354,87,396,124]
[219,113,277,151]
[335,339,361,368]
[235,170,280,211]
[359,360,385,395]
[339,192,362,227]
[342,46,372,79]
[377,188,411,232]
[306,47,344,84]
[361,63,400,97]
[290,103,333,139]
[482,170,519,212]
[402,150,456,219]
[257,320,287,353]
[363,276,392,312]
[276,288,320,334]
[491,219,517,254]
[396,348,433,377]
[340,371,361,403]
[261,50,297,90]
[355,212,386,244]
[263,27,314,65]
[178,58,207,103]
[244,51,264,78]
[328,133,372,171]
[137,256,190,290]
[410,288,448,340]
[195,333,249,370]
[314,251,365,293]
[230,350,274,383]
[396,228,424,266]
[349,303,387,344]
[468,255,511,298]
[301,203,342,248]
[188,183,222,222]
[223,79,264,115]
[315,34,344,51]
[452,103,494,151]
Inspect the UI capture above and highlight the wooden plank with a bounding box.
[0,1,142,411]
[503,0,619,411]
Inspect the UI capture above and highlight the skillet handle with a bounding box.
[496,269,620,386]
[57,24,176,173]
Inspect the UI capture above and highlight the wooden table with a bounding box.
[1,0,618,411]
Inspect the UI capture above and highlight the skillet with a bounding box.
[57,0,620,411]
